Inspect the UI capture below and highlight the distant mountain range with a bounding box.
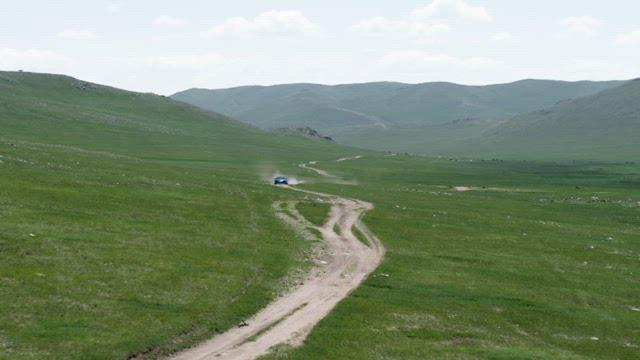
[172,79,639,161]
[171,79,623,130]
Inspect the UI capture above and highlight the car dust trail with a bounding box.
[170,158,384,360]
[336,155,363,162]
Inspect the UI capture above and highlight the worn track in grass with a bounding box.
[170,160,384,360]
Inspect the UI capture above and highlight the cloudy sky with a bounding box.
[1,0,639,94]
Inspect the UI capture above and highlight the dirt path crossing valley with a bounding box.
[169,160,384,360]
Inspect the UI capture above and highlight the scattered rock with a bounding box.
[289,127,333,141]
[74,81,97,91]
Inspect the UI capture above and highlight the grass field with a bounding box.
[0,72,358,359]
[295,201,332,227]
[0,140,315,359]
[265,156,640,359]
[2,72,639,359]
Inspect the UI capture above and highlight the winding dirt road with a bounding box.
[170,161,384,360]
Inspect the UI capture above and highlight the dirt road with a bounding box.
[298,162,334,178]
[170,161,384,360]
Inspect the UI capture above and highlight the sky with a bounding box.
[1,0,639,94]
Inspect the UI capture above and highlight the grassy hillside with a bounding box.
[172,79,638,161]
[332,119,496,155]
[171,79,623,133]
[463,79,640,161]
[330,80,640,161]
[266,155,640,360]
[0,71,358,359]
[0,72,352,161]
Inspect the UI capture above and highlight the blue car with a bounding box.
[273,176,289,185]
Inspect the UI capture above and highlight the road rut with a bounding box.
[170,161,384,360]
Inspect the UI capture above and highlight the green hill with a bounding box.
[463,79,640,161]
[0,72,350,161]
[340,79,640,161]
[0,71,356,359]
[172,79,637,161]
[332,118,496,155]
[171,79,623,132]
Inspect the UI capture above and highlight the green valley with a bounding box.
[172,79,639,162]
[4,2,640,359]
[1,71,638,360]
[0,71,358,359]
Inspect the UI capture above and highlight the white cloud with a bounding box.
[109,53,228,70]
[107,2,122,14]
[413,0,491,22]
[372,51,509,84]
[58,29,98,40]
[0,48,72,71]
[379,51,502,71]
[154,15,187,27]
[351,1,490,43]
[553,59,638,81]
[151,34,185,43]
[558,16,602,37]
[491,32,517,43]
[351,17,449,42]
[616,29,640,45]
[201,10,319,38]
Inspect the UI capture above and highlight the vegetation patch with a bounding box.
[295,201,331,227]
[269,156,640,360]
[352,225,371,248]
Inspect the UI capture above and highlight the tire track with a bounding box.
[169,160,384,360]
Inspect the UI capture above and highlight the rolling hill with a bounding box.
[172,79,638,161]
[171,79,623,133]
[0,71,350,162]
[462,78,640,160]
[0,71,358,359]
